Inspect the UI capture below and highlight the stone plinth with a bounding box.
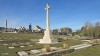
[38,38,58,44]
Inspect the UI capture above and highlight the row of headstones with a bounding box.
[17,43,98,56]
[3,42,31,45]
[70,44,92,50]
[37,44,95,56]
[17,50,41,56]
[1,44,93,56]
[37,49,75,56]
[8,45,33,49]
[17,49,75,56]
[0,39,30,43]
[1,53,9,56]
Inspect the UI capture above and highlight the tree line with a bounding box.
[53,27,72,35]
[74,22,100,38]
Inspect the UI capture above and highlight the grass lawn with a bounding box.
[0,33,43,40]
[64,45,100,56]
[0,33,83,56]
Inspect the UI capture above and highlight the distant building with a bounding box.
[16,27,26,33]
[33,25,44,33]
[2,20,16,33]
[58,29,67,35]
[52,28,72,35]
[0,27,15,33]
[0,27,5,30]
[6,20,7,32]
[52,29,59,35]
[0,27,5,33]
[29,23,32,32]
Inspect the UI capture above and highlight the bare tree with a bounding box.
[95,22,100,27]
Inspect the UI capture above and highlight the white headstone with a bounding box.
[20,46,25,48]
[30,50,41,54]
[17,51,28,56]
[8,47,15,49]
[3,44,8,45]
[28,45,33,46]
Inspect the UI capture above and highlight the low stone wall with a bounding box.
[70,44,92,50]
[17,44,99,56]
[37,49,75,56]
[37,44,93,56]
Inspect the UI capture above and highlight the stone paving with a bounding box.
[17,44,93,56]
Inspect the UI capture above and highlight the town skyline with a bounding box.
[0,0,100,31]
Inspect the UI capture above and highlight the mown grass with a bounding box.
[0,33,43,40]
[64,45,100,56]
[51,39,83,48]
[0,33,83,56]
